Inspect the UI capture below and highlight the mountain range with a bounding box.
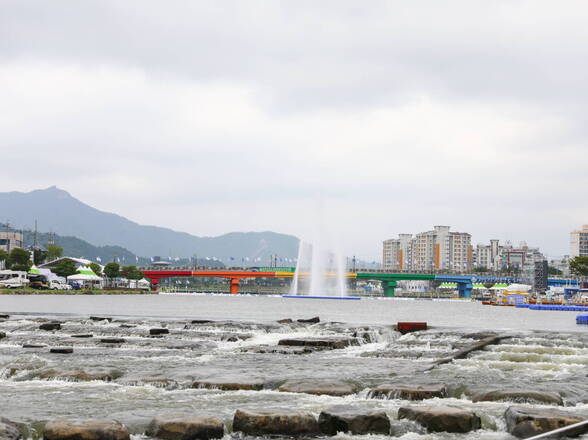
[1,187,299,262]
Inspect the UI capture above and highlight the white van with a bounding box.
[49,279,71,290]
[0,271,30,288]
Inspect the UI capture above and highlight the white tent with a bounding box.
[67,266,102,287]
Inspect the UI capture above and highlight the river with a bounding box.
[1,294,587,439]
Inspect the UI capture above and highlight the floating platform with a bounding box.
[529,305,588,312]
[577,314,588,325]
[282,295,361,300]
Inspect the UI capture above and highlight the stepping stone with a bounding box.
[0,332,5,340]
[369,384,447,400]
[150,328,169,335]
[0,418,20,440]
[297,316,320,324]
[277,319,293,324]
[279,380,356,396]
[398,406,481,433]
[50,347,73,354]
[100,338,125,344]
[0,314,10,319]
[71,334,93,338]
[505,406,588,438]
[278,337,357,350]
[146,415,224,440]
[192,378,264,391]
[319,405,390,435]
[471,390,563,406]
[90,316,112,322]
[40,323,61,331]
[233,409,319,436]
[23,344,46,348]
[43,419,129,440]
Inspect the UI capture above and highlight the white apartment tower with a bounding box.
[383,226,473,272]
[571,225,588,257]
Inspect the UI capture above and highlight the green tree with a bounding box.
[570,256,588,276]
[52,258,78,278]
[121,265,144,280]
[89,262,102,276]
[8,248,32,271]
[33,249,48,265]
[0,249,9,267]
[473,266,488,273]
[46,245,63,261]
[103,262,120,278]
[548,266,563,275]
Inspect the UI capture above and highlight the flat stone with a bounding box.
[38,369,113,382]
[100,338,125,344]
[191,320,214,324]
[192,379,264,391]
[471,390,563,406]
[150,328,170,335]
[0,418,21,440]
[119,324,136,328]
[43,420,129,440]
[0,332,6,340]
[242,346,312,355]
[233,409,319,436]
[297,316,320,324]
[22,344,46,348]
[505,406,588,438]
[40,323,61,331]
[318,405,390,435]
[398,406,481,433]
[0,314,9,319]
[71,334,93,338]
[50,347,73,354]
[277,319,293,324]
[279,380,355,396]
[146,415,224,440]
[369,384,447,400]
[278,337,357,350]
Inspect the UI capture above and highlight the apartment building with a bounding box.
[382,226,473,272]
[0,231,23,253]
[571,225,588,258]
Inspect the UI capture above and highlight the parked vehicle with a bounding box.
[0,270,30,289]
[29,275,49,290]
[49,279,71,290]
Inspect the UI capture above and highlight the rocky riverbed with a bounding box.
[1,311,588,439]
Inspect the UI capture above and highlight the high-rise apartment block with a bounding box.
[382,226,472,272]
[571,225,588,258]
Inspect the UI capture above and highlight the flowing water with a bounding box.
[1,295,588,439]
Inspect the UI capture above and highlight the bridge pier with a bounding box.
[457,282,473,298]
[229,278,240,294]
[383,280,397,297]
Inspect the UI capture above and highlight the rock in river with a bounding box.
[150,328,169,335]
[43,420,129,440]
[0,418,21,440]
[232,409,319,436]
[100,338,125,344]
[38,368,113,382]
[505,406,588,438]
[146,415,224,440]
[279,380,355,396]
[318,405,390,435]
[0,332,6,340]
[369,384,447,400]
[192,378,264,391]
[398,406,481,433]
[471,389,563,405]
[39,323,61,331]
[50,347,73,354]
[278,337,357,350]
[297,317,320,324]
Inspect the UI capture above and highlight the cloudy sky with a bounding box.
[1,1,587,259]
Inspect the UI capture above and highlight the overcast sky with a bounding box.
[1,1,587,259]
